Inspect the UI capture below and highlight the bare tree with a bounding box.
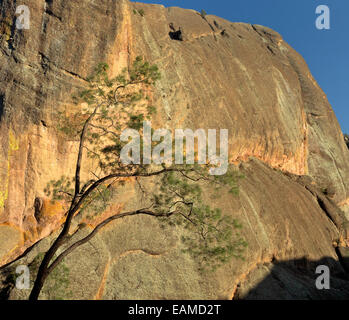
[29,57,247,300]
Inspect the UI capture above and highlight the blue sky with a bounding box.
[133,0,349,134]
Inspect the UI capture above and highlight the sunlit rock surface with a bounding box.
[0,0,348,299]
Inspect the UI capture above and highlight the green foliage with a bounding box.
[129,56,160,84]
[153,165,247,271]
[132,8,145,16]
[55,56,160,174]
[200,9,207,18]
[44,175,115,220]
[213,170,245,195]
[49,57,247,275]
[44,176,74,201]
[56,110,85,141]
[79,184,114,220]
[146,105,157,116]
[127,114,144,130]
[29,253,72,300]
[48,57,162,226]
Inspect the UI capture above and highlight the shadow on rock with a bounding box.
[234,255,349,300]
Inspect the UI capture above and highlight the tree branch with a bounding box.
[73,106,99,201]
[47,208,170,273]
[71,167,195,214]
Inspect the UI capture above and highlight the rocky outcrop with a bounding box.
[0,0,349,299]
[0,0,127,260]
[2,159,349,300]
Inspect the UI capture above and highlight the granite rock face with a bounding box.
[0,0,349,299]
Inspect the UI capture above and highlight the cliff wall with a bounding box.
[0,0,348,299]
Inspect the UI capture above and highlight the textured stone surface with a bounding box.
[0,225,22,262]
[0,0,349,299]
[3,159,349,299]
[0,0,127,257]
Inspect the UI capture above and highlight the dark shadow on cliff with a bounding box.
[234,255,349,300]
[169,30,183,41]
[0,269,15,300]
[168,23,183,41]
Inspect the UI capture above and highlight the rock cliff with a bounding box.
[0,0,349,299]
